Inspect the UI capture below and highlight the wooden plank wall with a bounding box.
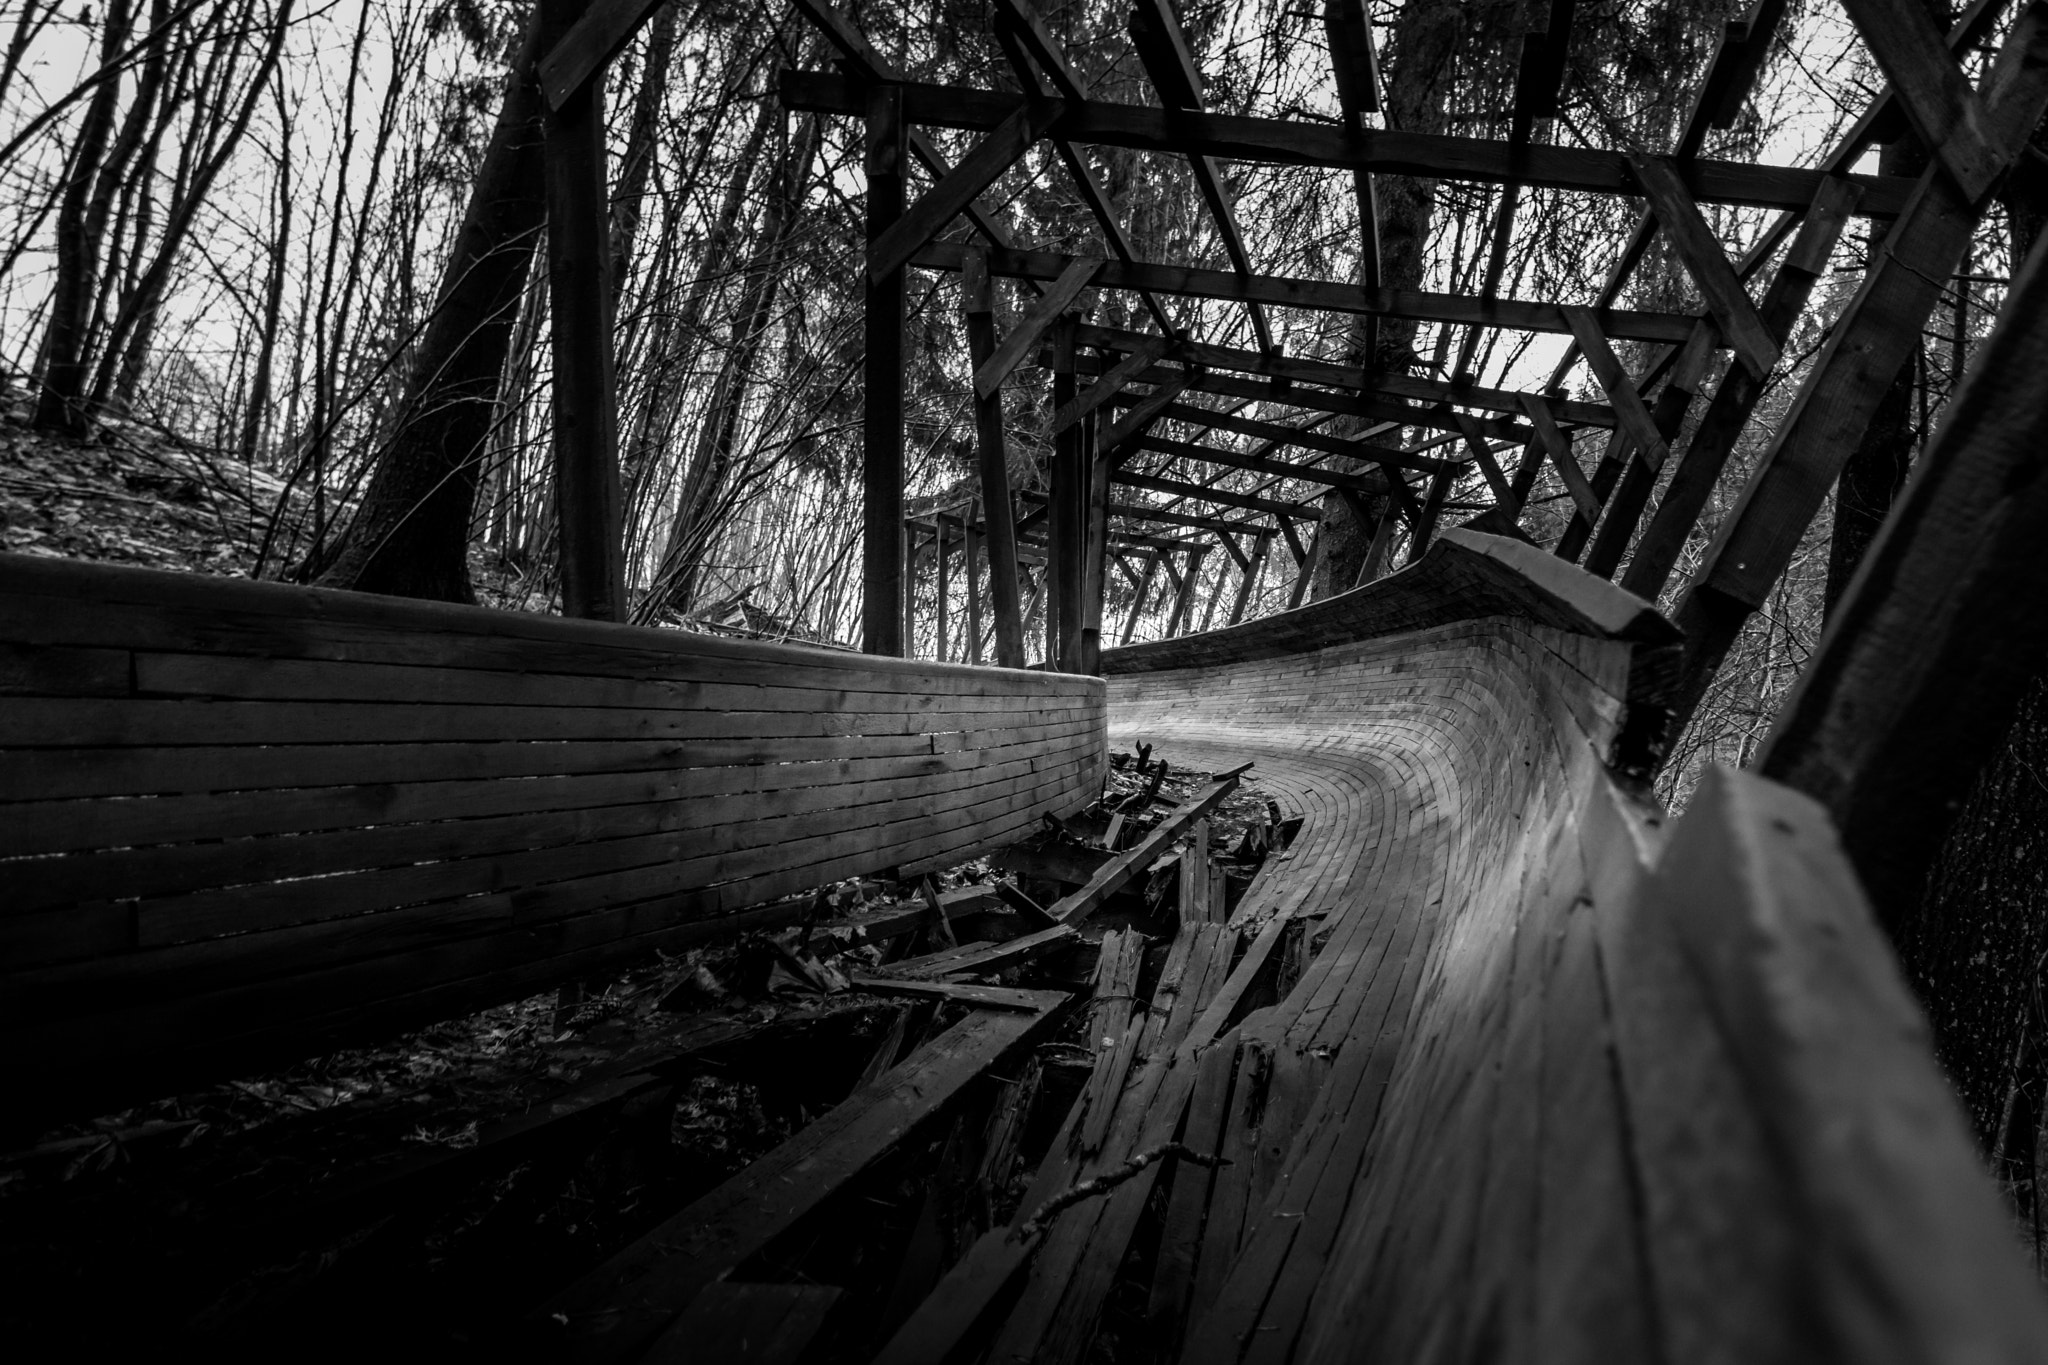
[0,554,1105,1121]
[1097,530,2046,1364]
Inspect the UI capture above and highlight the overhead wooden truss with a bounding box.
[529,0,2048,719]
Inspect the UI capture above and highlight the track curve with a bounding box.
[1097,529,2048,1365]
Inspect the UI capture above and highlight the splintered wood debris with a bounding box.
[3,754,1291,1359]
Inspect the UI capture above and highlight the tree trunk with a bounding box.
[32,0,136,435]
[307,8,548,602]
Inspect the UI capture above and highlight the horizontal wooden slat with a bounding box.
[0,553,1107,1122]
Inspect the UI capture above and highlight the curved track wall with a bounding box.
[1097,530,2046,1365]
[0,554,1105,1120]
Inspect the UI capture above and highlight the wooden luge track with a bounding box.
[4,534,2046,1362]
[1081,528,2048,1365]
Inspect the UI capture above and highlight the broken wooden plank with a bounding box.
[882,923,1078,980]
[847,975,1069,1012]
[537,1002,1062,1362]
[993,840,1116,886]
[1049,768,1250,926]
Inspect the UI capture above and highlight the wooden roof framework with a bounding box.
[531,0,2048,720]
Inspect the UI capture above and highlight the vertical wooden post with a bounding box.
[1079,413,1111,673]
[962,250,1026,668]
[966,515,984,664]
[936,515,952,661]
[542,0,623,622]
[1286,526,1321,609]
[901,522,917,656]
[1049,324,1084,671]
[863,84,907,656]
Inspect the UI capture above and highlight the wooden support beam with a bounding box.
[1560,305,1672,472]
[990,0,1179,336]
[868,97,1063,283]
[1408,465,1454,564]
[1756,234,2048,932]
[918,238,1704,345]
[1450,410,1514,509]
[1120,549,1161,645]
[1555,430,1628,564]
[1228,531,1271,624]
[1622,176,1860,601]
[1072,320,1617,427]
[1520,393,1599,522]
[1324,0,1383,364]
[543,0,626,624]
[786,1,1028,262]
[1287,523,1323,608]
[1020,487,1261,538]
[974,256,1102,399]
[1055,335,1172,432]
[1080,416,1112,672]
[1100,378,1189,459]
[965,520,983,664]
[539,0,663,109]
[782,71,1921,217]
[935,513,952,660]
[1582,323,1718,580]
[1134,435,1389,496]
[962,250,1027,668]
[1072,351,1543,447]
[1051,365,1086,672]
[863,85,907,657]
[1114,470,1315,520]
[1630,154,1781,378]
[1127,0,1275,354]
[1668,6,2048,733]
[1841,0,2003,203]
[1147,401,1458,474]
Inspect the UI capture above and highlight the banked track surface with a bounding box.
[1090,529,2048,1365]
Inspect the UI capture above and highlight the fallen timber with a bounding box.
[0,552,1105,1123]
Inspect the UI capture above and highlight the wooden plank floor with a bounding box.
[1094,530,2048,1365]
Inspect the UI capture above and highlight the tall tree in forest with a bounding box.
[31,0,136,435]
[305,7,547,602]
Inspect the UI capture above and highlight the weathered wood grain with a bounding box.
[0,554,1104,1121]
